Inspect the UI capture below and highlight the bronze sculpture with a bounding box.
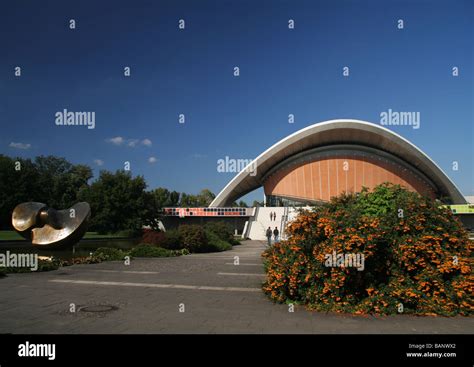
[12,202,91,249]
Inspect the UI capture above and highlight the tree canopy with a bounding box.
[0,154,246,233]
[0,155,92,230]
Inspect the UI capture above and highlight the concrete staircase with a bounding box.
[247,207,287,240]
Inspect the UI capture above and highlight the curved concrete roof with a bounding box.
[210,119,466,206]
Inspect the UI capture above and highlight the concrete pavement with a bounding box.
[0,240,472,334]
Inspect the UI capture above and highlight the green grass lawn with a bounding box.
[0,231,23,240]
[0,231,125,241]
[83,232,124,239]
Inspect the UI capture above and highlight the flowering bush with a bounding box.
[262,184,473,316]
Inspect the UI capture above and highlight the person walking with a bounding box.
[273,227,279,242]
[273,211,276,221]
[269,212,273,221]
[266,227,273,246]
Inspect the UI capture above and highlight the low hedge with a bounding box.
[0,258,63,274]
[0,244,189,276]
[141,224,236,253]
[130,244,176,257]
[93,247,129,261]
[204,231,232,252]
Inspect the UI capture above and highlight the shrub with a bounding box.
[205,230,232,252]
[0,258,62,273]
[161,229,184,250]
[70,256,104,265]
[141,225,234,253]
[141,228,185,250]
[174,248,190,256]
[229,237,241,246]
[141,229,167,246]
[263,183,473,316]
[178,225,208,252]
[130,244,176,257]
[204,222,233,241]
[93,247,128,261]
[36,258,63,272]
[204,221,240,246]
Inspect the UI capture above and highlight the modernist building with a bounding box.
[210,120,467,207]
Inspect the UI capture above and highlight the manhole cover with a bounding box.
[79,305,118,313]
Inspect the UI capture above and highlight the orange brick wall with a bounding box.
[264,155,436,202]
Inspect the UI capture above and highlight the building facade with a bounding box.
[211,120,466,207]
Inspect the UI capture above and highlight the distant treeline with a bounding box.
[0,155,250,234]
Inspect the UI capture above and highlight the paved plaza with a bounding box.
[0,241,472,334]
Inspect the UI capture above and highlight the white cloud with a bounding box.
[127,139,139,147]
[106,136,153,148]
[93,159,104,166]
[191,153,207,159]
[106,136,124,145]
[142,138,152,147]
[148,156,157,163]
[9,142,31,150]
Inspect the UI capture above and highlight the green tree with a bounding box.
[196,189,215,206]
[151,187,172,207]
[179,193,196,207]
[141,191,163,231]
[147,187,181,208]
[169,191,180,206]
[0,156,37,229]
[0,155,92,229]
[142,187,184,230]
[79,170,148,234]
[178,189,215,207]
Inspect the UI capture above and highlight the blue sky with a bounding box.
[1,0,472,204]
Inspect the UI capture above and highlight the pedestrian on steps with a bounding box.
[266,227,272,246]
[273,227,279,242]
